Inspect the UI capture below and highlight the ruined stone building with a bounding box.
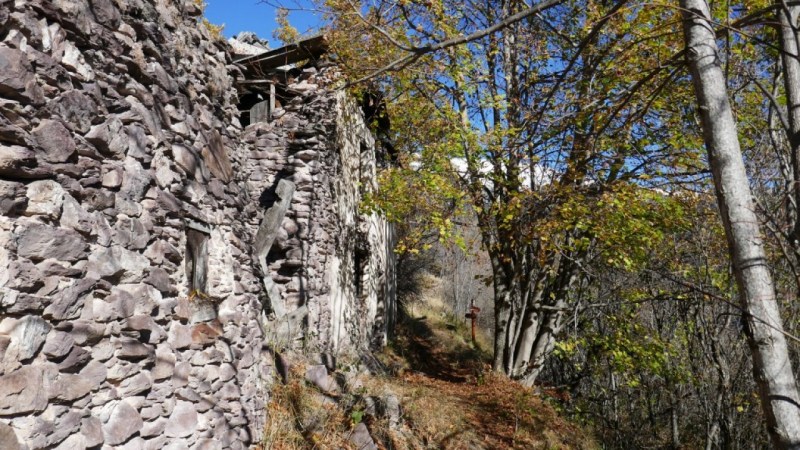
[0,0,396,448]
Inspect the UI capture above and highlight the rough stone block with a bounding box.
[167,323,192,350]
[81,416,104,447]
[15,221,88,262]
[165,400,197,438]
[305,365,339,393]
[57,345,90,372]
[2,315,51,362]
[32,119,76,163]
[0,180,26,215]
[44,278,96,320]
[0,366,48,415]
[64,319,105,346]
[0,46,42,103]
[0,421,20,450]
[116,337,153,361]
[24,180,66,218]
[86,246,149,283]
[152,345,176,380]
[49,373,94,402]
[42,330,75,359]
[52,433,85,450]
[60,195,94,235]
[118,372,152,397]
[47,90,97,134]
[102,401,142,446]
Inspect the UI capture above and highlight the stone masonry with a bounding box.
[0,0,396,448]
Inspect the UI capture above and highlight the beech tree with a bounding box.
[680,0,800,445]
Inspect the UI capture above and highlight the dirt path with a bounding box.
[378,312,594,449]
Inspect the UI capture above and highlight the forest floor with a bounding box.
[259,273,596,449]
[369,287,597,450]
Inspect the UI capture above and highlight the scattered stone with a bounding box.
[349,422,378,450]
[305,364,339,393]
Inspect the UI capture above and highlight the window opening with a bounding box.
[186,228,209,295]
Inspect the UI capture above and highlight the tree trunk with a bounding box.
[492,257,514,371]
[777,0,800,243]
[681,0,800,447]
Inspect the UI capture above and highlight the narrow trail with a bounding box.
[380,309,593,449]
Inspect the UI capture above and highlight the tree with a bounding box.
[322,0,697,386]
[680,0,800,445]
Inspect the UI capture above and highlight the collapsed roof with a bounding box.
[235,34,329,77]
[231,34,330,126]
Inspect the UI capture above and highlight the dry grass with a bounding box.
[259,365,357,450]
[259,271,596,449]
[365,281,598,450]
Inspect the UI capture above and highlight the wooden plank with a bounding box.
[250,100,270,124]
[236,34,328,74]
[186,228,209,293]
[235,79,276,85]
[253,179,296,318]
[269,83,275,121]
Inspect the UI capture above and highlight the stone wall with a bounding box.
[241,70,396,353]
[0,0,395,449]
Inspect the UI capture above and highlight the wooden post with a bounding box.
[269,83,275,121]
[465,305,481,345]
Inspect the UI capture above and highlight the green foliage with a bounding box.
[273,8,299,45]
[192,0,224,40]
[350,409,364,425]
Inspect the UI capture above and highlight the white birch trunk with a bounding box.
[681,0,800,446]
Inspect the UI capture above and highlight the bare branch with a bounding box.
[343,0,565,87]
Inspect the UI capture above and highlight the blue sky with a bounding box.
[203,1,323,47]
